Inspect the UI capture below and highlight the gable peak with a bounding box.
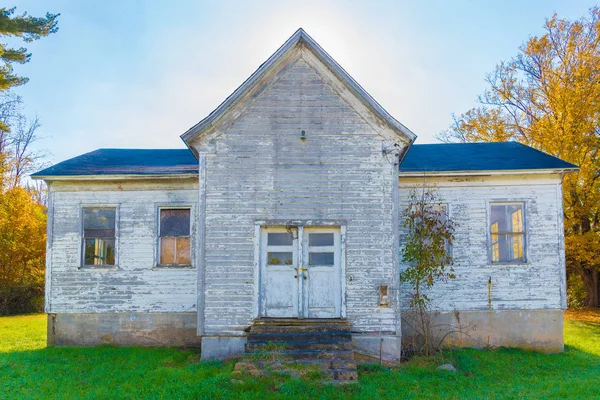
[181,28,416,148]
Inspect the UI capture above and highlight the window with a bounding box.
[267,232,294,265]
[490,203,525,263]
[83,207,116,266]
[159,208,191,266]
[308,232,335,266]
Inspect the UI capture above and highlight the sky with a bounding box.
[8,0,598,165]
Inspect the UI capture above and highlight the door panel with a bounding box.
[260,226,342,319]
[261,228,298,317]
[303,228,341,318]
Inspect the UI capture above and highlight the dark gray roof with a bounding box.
[32,142,577,179]
[31,148,199,177]
[399,142,577,173]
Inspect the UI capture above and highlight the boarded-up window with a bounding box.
[83,207,116,266]
[490,204,525,263]
[159,208,191,266]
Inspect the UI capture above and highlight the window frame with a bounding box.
[80,205,119,269]
[156,205,194,268]
[488,201,527,265]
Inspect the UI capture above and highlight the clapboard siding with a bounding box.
[399,175,566,312]
[47,180,198,313]
[194,57,404,335]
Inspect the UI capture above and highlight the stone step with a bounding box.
[240,320,358,383]
[245,340,353,352]
[245,349,355,361]
[328,369,359,382]
[249,323,352,334]
[247,332,351,343]
[254,359,357,370]
[253,318,350,326]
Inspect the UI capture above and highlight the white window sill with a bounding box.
[153,265,194,270]
[488,262,529,266]
[79,266,119,271]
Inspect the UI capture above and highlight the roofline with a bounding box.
[180,28,417,145]
[399,167,579,177]
[31,173,199,181]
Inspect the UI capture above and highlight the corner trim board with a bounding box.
[197,154,207,335]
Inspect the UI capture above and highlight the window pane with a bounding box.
[494,233,525,262]
[84,238,115,265]
[491,232,500,262]
[84,228,115,238]
[509,205,523,233]
[83,208,115,231]
[268,232,293,246]
[491,205,508,232]
[160,209,190,237]
[309,233,334,247]
[491,204,523,233]
[160,237,176,264]
[267,252,293,265]
[176,237,191,265]
[511,234,524,260]
[309,252,334,265]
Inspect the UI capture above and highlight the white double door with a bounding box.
[260,226,342,319]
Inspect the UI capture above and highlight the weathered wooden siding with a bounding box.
[193,56,405,335]
[46,179,198,314]
[399,174,566,311]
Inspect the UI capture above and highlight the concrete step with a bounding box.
[253,318,350,326]
[245,340,353,352]
[247,332,351,343]
[241,319,358,383]
[245,349,355,361]
[250,323,352,334]
[254,359,357,370]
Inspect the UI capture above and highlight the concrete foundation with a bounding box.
[200,336,247,360]
[401,309,564,353]
[47,309,564,355]
[352,334,402,362]
[47,312,202,347]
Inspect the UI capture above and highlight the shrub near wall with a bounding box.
[0,187,46,315]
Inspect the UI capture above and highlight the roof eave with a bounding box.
[398,167,579,177]
[31,173,199,181]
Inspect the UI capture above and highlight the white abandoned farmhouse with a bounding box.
[33,29,577,361]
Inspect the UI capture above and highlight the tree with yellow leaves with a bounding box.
[0,186,46,314]
[440,8,600,307]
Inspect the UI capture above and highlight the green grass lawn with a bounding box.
[1,311,599,399]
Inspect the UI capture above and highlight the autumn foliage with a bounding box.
[0,7,57,314]
[0,94,47,314]
[0,186,46,314]
[440,8,600,307]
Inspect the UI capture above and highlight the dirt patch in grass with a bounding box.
[565,308,600,323]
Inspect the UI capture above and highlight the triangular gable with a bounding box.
[180,28,417,150]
